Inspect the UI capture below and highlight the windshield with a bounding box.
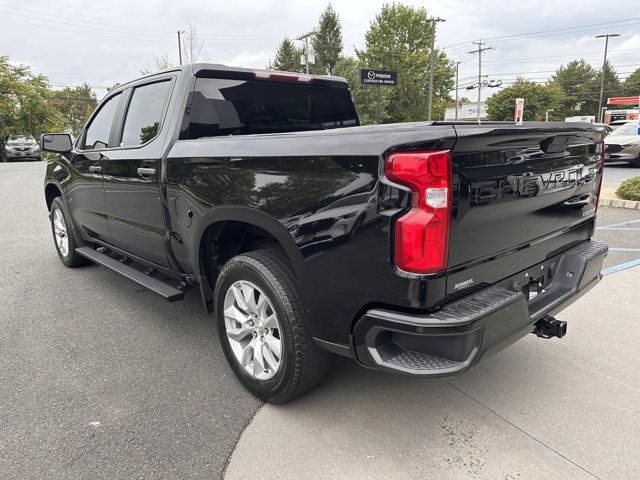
[7,135,37,145]
[610,123,640,136]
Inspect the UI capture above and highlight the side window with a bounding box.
[121,80,172,147]
[83,93,121,150]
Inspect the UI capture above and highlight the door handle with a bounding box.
[137,167,156,178]
[88,165,102,174]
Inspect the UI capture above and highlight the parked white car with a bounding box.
[604,122,640,167]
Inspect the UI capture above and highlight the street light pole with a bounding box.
[177,30,184,65]
[454,61,461,121]
[595,33,620,122]
[427,17,445,121]
[545,109,554,122]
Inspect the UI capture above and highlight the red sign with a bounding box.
[607,96,640,105]
[514,98,524,125]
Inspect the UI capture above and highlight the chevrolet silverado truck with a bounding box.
[41,64,608,403]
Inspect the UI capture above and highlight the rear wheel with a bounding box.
[214,249,329,403]
[50,197,88,267]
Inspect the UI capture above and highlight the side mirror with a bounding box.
[40,133,73,153]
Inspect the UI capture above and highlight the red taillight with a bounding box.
[385,150,452,274]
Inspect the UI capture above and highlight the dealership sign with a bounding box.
[607,96,640,105]
[359,69,397,86]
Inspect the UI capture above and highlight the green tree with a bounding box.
[52,83,97,136]
[270,38,301,72]
[333,56,392,125]
[622,67,640,96]
[0,56,64,159]
[549,60,597,119]
[486,78,563,121]
[356,4,454,123]
[312,4,343,75]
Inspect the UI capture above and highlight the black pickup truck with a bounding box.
[41,64,608,403]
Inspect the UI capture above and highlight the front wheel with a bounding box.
[50,197,88,267]
[214,249,329,403]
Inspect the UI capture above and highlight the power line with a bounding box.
[0,3,301,41]
[0,3,173,35]
[457,48,640,70]
[442,18,640,50]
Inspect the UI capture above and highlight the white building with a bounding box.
[444,102,488,121]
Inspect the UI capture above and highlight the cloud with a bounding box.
[1,0,638,101]
[225,51,272,69]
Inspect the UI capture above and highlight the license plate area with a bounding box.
[524,276,545,301]
[510,260,557,303]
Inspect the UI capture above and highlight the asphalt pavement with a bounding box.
[0,162,260,479]
[226,265,640,480]
[601,162,639,188]
[1,161,639,480]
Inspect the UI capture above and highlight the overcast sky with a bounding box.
[2,0,639,100]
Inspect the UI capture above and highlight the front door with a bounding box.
[67,92,123,242]
[101,79,174,267]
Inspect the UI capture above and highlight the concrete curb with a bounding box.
[599,196,640,209]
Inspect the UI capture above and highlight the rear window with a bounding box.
[180,77,359,139]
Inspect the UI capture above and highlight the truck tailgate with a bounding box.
[447,123,604,293]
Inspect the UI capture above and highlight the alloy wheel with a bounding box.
[223,280,282,380]
[53,208,69,258]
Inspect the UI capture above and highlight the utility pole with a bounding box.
[595,33,620,123]
[177,30,184,65]
[468,41,492,124]
[454,61,461,121]
[296,31,315,74]
[427,17,445,121]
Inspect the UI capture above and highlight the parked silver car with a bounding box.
[3,135,41,162]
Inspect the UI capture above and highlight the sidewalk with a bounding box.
[225,267,640,480]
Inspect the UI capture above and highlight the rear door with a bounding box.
[448,123,603,281]
[101,78,174,267]
[67,92,123,242]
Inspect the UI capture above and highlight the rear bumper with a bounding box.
[352,239,608,376]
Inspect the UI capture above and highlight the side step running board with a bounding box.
[76,247,184,302]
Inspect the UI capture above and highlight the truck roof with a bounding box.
[112,63,349,93]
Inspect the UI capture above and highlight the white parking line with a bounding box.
[597,218,640,230]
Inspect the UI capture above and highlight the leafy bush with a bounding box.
[616,176,640,201]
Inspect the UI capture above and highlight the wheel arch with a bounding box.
[44,182,63,211]
[192,207,305,313]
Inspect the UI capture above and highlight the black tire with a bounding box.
[631,157,640,168]
[50,197,89,267]
[214,249,330,404]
